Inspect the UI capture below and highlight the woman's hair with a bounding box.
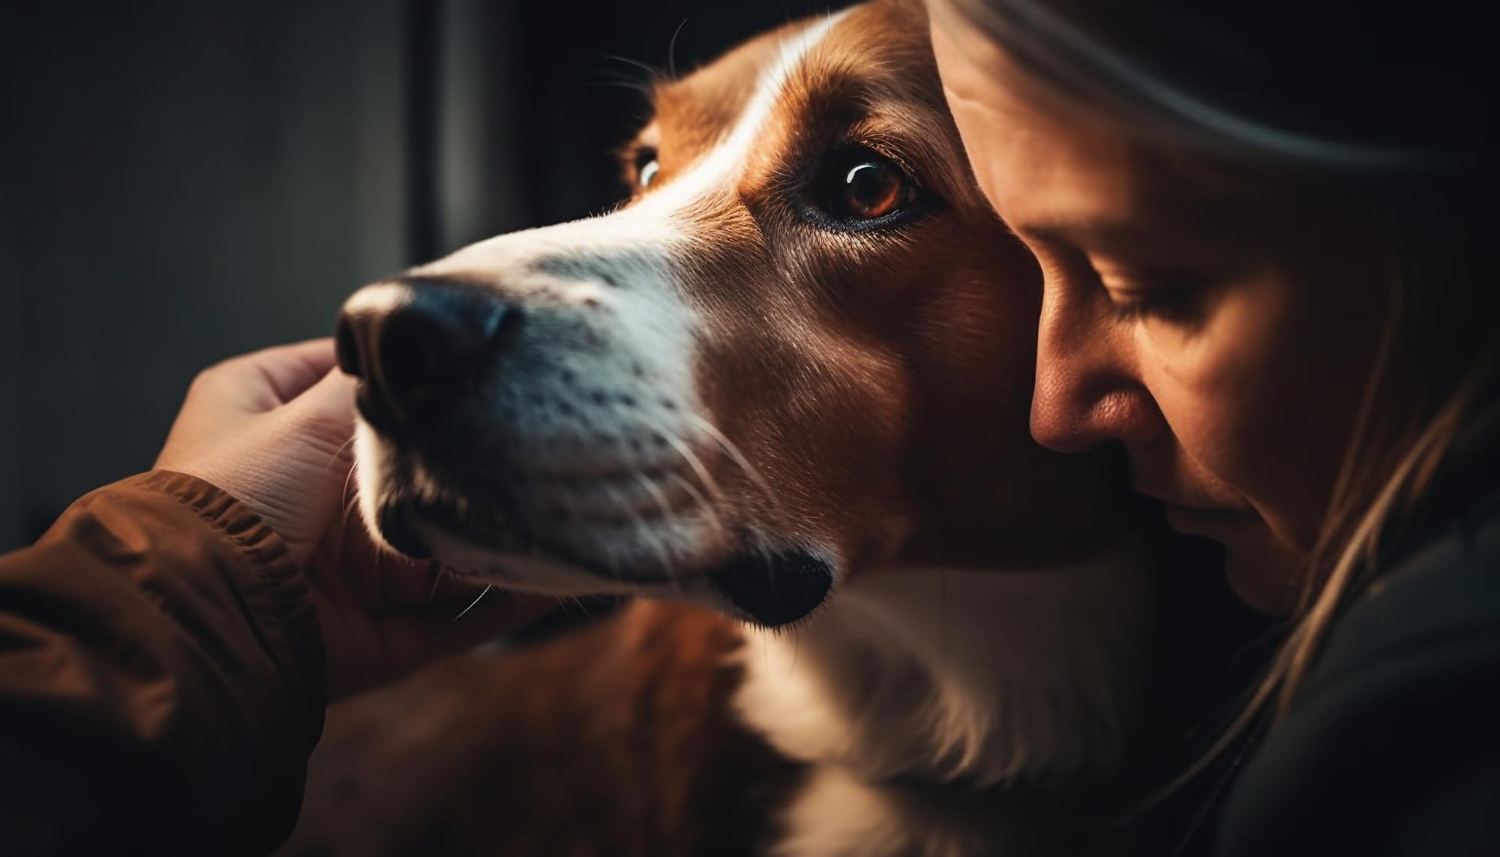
[941,0,1498,784]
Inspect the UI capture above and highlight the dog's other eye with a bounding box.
[636,149,660,190]
[815,146,919,222]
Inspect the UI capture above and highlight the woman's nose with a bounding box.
[1029,288,1164,453]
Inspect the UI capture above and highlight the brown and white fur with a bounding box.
[284,2,1153,854]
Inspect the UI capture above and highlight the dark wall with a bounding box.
[1,0,851,551]
[2,0,411,549]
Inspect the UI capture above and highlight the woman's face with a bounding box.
[929,2,1390,612]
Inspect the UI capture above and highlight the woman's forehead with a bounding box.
[933,18,1310,253]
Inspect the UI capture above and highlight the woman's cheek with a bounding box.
[1145,273,1339,549]
[1136,283,1294,507]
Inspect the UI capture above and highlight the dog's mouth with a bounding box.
[371,470,834,628]
[377,496,511,562]
[375,459,704,560]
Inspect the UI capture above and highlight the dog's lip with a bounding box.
[513,461,689,486]
[378,502,436,559]
[401,495,514,547]
[408,507,719,588]
[384,459,701,531]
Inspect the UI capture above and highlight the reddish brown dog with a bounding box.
[285,2,1151,854]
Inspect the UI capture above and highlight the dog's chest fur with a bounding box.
[283,554,1149,857]
[739,557,1152,856]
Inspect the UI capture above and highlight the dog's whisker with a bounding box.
[666,18,689,80]
[325,434,359,471]
[601,53,660,76]
[682,412,789,523]
[451,584,494,622]
[332,462,362,565]
[631,471,682,590]
[664,472,729,544]
[427,564,451,604]
[340,461,359,509]
[581,76,656,97]
[638,415,729,515]
[598,482,659,583]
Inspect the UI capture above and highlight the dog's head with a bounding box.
[337,0,1131,627]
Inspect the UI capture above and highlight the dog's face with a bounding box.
[337,0,1127,627]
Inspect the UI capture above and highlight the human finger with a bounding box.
[196,338,340,413]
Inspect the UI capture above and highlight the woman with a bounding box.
[927,0,1499,853]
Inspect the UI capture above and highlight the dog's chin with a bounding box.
[373,496,834,628]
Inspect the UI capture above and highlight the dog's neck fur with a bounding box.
[734,548,1153,856]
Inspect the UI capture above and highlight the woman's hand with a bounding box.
[155,338,555,698]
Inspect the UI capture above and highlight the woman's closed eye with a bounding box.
[1094,265,1211,327]
[1103,282,1200,323]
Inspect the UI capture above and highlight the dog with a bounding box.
[283,2,1154,854]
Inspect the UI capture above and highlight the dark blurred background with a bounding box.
[0,0,853,551]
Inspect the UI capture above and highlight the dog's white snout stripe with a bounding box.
[414,10,848,282]
[629,11,849,231]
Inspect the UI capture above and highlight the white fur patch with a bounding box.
[772,766,913,857]
[736,551,1153,855]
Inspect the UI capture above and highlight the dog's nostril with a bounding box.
[339,279,519,433]
[381,306,481,385]
[335,314,366,378]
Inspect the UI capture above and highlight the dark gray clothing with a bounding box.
[1219,404,1500,855]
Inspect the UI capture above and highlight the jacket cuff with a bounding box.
[128,470,328,730]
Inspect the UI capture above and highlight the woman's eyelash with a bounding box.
[1106,287,1202,324]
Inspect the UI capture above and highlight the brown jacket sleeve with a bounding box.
[0,471,327,856]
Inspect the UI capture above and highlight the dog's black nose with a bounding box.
[336,278,517,433]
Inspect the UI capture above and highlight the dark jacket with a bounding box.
[0,471,325,856]
[1218,404,1500,855]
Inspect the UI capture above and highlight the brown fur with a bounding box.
[285,2,1142,854]
[642,0,1132,581]
[282,606,796,856]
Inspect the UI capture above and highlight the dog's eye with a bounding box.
[811,146,920,224]
[839,160,903,219]
[636,149,660,190]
